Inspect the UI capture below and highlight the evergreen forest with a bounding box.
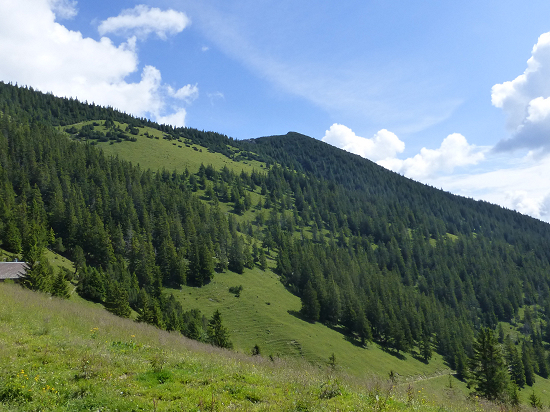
[3,81,550,404]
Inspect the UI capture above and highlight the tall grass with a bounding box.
[0,283,529,411]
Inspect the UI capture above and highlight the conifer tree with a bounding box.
[468,328,509,401]
[522,341,536,386]
[301,280,320,322]
[356,310,373,347]
[77,266,105,303]
[258,247,267,270]
[105,281,131,318]
[504,336,525,388]
[4,219,22,254]
[454,344,469,381]
[51,270,70,299]
[420,332,433,363]
[207,310,232,349]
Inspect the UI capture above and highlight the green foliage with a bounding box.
[51,270,70,299]
[229,285,244,297]
[76,266,105,303]
[207,309,232,349]
[468,328,509,401]
[9,81,550,400]
[301,280,320,323]
[104,281,131,318]
[530,391,543,409]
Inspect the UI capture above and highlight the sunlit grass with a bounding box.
[64,120,266,175]
[1,283,521,411]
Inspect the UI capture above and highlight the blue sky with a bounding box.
[3,0,550,220]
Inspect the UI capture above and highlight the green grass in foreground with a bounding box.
[0,283,508,411]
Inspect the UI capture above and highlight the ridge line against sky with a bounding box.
[2,0,550,221]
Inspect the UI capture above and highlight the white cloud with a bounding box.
[48,0,77,19]
[492,32,550,152]
[98,5,190,40]
[322,124,405,161]
[425,153,550,222]
[379,133,486,180]
[167,84,199,101]
[157,108,188,127]
[323,124,485,181]
[0,0,194,127]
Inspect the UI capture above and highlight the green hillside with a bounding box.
[62,120,266,175]
[0,283,471,412]
[5,81,550,408]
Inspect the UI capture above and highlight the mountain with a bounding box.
[2,81,550,405]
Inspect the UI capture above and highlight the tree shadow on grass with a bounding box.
[287,309,311,323]
[411,352,429,364]
[377,344,407,361]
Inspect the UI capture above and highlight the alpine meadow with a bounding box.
[5,81,550,410]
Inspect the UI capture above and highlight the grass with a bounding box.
[170,265,450,380]
[49,119,550,408]
[0,283,515,411]
[63,121,266,175]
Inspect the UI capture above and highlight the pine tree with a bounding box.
[522,341,536,386]
[356,310,373,347]
[301,280,320,322]
[105,282,131,318]
[76,266,105,303]
[51,270,70,299]
[504,336,525,388]
[468,328,509,401]
[207,310,232,349]
[420,333,433,363]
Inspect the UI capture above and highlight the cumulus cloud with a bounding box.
[379,133,486,180]
[322,124,405,162]
[323,124,485,181]
[492,32,550,152]
[48,0,77,19]
[98,5,190,40]
[0,0,194,127]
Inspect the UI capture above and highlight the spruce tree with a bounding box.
[468,328,509,401]
[301,280,320,322]
[105,282,131,318]
[504,336,525,388]
[258,247,267,270]
[356,310,373,347]
[51,270,70,299]
[420,333,433,363]
[76,266,105,303]
[522,341,536,386]
[207,310,232,349]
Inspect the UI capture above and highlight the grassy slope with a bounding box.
[0,283,481,412]
[58,121,550,407]
[66,121,266,174]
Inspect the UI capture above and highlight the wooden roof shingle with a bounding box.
[0,262,29,280]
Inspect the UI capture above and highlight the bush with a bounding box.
[228,285,243,297]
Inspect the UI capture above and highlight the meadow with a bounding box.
[0,283,515,411]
